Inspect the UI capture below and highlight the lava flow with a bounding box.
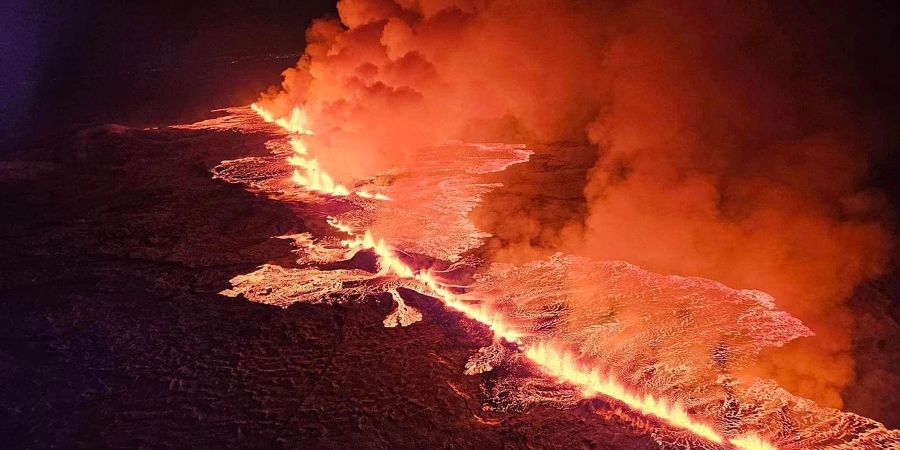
[252,102,394,200]
[184,102,899,450]
[329,218,775,450]
[325,215,755,448]
[243,102,777,450]
[326,199,761,449]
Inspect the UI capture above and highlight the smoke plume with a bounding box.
[256,0,894,410]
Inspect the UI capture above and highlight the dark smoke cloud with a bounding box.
[257,0,896,410]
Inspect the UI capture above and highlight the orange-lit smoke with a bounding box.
[255,0,893,410]
[577,3,893,409]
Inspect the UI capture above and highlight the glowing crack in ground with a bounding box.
[176,106,900,450]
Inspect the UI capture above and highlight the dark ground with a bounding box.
[2,0,338,150]
[0,125,660,449]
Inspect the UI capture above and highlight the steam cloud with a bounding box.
[255,0,894,410]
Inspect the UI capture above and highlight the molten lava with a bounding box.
[252,102,395,200]
[246,104,768,448]
[178,103,899,450]
[525,343,780,450]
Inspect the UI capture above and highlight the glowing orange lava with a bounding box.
[729,434,778,450]
[252,103,389,200]
[250,102,778,450]
[526,343,778,450]
[328,217,523,342]
[330,214,779,449]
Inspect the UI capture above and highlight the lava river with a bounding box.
[173,106,900,450]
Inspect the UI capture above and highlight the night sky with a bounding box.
[1,0,336,150]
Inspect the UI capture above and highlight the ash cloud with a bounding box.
[256,0,896,411]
